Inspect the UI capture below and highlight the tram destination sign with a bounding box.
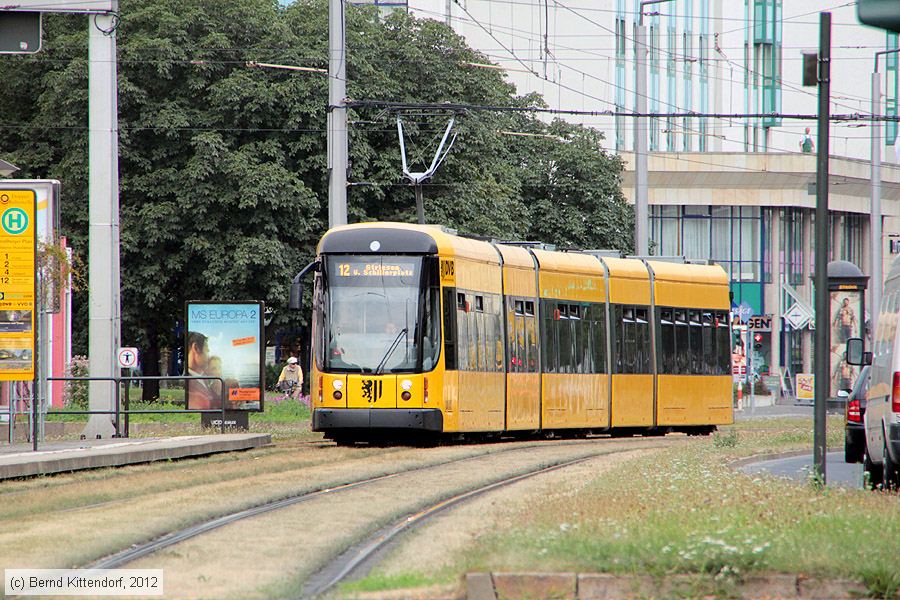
[0,189,36,380]
[330,257,420,284]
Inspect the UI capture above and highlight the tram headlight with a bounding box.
[333,390,343,400]
[401,391,411,401]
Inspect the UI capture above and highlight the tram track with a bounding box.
[298,451,619,600]
[85,437,637,571]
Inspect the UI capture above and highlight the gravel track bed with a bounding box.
[125,438,675,600]
[2,443,492,569]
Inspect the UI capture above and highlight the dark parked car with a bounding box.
[844,365,869,464]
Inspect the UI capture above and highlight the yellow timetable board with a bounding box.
[0,189,36,381]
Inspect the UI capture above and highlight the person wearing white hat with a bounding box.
[277,356,303,401]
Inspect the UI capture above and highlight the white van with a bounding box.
[848,256,900,489]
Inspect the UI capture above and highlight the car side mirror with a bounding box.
[846,337,870,366]
[837,389,850,398]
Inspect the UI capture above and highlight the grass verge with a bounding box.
[44,395,310,425]
[353,417,900,599]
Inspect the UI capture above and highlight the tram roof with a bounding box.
[645,260,729,286]
[600,256,651,281]
[529,248,602,275]
[318,222,499,263]
[492,244,534,269]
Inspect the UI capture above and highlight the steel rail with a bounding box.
[84,438,626,570]
[299,448,644,599]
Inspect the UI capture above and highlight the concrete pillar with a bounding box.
[831,213,843,262]
[861,216,871,276]
[801,209,814,375]
[766,210,782,385]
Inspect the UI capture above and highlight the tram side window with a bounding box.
[557,305,573,374]
[422,259,441,371]
[515,307,526,373]
[701,312,714,375]
[635,307,650,373]
[615,306,636,374]
[674,309,689,374]
[489,297,500,372]
[591,309,607,374]
[442,288,457,370]
[716,312,731,375]
[474,305,485,371]
[542,300,558,373]
[659,309,675,375]
[456,294,469,370]
[525,310,538,372]
[507,298,518,372]
[489,296,503,372]
[577,305,591,373]
[689,310,703,374]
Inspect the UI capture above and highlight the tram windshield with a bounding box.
[321,255,440,373]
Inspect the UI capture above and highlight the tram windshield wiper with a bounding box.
[374,328,408,375]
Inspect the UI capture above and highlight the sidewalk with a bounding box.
[0,434,271,480]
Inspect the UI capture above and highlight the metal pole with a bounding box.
[750,331,755,414]
[124,370,130,437]
[415,184,425,225]
[84,10,121,439]
[813,12,831,485]
[220,379,226,434]
[7,384,12,444]
[634,22,649,256]
[328,0,348,228]
[871,72,883,333]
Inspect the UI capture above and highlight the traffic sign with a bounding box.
[784,303,812,330]
[0,12,41,54]
[0,189,36,381]
[117,347,139,369]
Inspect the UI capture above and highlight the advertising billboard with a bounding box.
[829,289,863,398]
[185,301,264,411]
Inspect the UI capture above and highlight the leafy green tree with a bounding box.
[0,0,632,399]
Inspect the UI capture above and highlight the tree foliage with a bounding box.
[0,0,632,380]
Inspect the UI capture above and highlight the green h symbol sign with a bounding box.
[1,208,28,235]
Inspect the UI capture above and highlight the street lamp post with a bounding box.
[635,0,673,256]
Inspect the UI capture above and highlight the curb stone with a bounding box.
[493,572,576,599]
[465,573,862,599]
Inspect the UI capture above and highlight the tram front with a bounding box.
[307,225,443,440]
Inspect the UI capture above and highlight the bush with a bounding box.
[733,377,771,400]
[265,363,281,391]
[64,355,89,410]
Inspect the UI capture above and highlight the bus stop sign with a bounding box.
[0,12,41,54]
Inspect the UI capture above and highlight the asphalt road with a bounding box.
[739,451,864,488]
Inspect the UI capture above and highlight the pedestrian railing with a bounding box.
[43,375,229,441]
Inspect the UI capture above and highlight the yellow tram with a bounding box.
[301,222,732,441]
